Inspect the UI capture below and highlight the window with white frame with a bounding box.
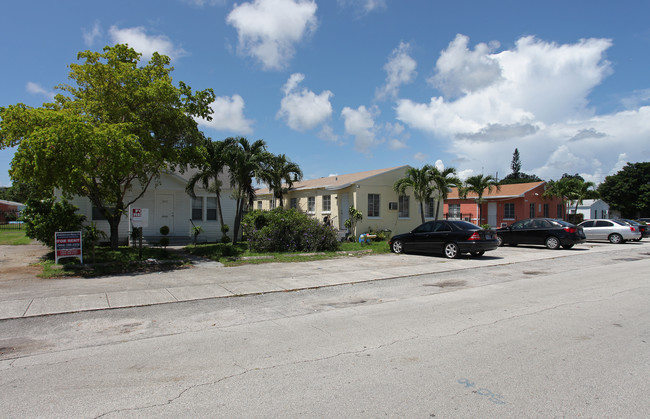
[448,203,460,219]
[257,200,262,210]
[290,198,297,209]
[504,203,515,219]
[307,196,315,213]
[425,198,435,218]
[322,195,331,212]
[398,195,409,218]
[368,194,380,217]
[206,197,217,220]
[270,198,276,209]
[192,197,203,220]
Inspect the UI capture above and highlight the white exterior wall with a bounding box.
[56,171,237,244]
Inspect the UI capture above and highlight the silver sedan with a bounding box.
[578,219,642,243]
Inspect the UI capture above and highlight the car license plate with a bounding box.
[485,234,492,240]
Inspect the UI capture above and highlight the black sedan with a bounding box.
[388,220,498,258]
[496,218,585,249]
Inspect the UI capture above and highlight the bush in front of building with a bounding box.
[21,198,86,249]
[242,208,340,253]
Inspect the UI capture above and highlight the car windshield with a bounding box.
[550,219,573,227]
[450,220,481,230]
[611,220,628,226]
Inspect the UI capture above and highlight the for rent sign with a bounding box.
[55,231,83,264]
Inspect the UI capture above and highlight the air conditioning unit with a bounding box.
[389,202,398,210]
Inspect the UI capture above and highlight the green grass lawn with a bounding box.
[40,245,188,278]
[0,230,33,245]
[185,240,391,266]
[34,239,391,277]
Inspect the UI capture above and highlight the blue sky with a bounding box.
[2,0,650,188]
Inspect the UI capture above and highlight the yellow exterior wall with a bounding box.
[255,167,444,239]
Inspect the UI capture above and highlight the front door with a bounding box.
[339,193,349,230]
[156,194,174,234]
[488,202,497,227]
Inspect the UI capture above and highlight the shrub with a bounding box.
[242,208,340,253]
[21,198,86,249]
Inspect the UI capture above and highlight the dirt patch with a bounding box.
[0,244,49,281]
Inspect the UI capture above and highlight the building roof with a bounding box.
[0,199,24,207]
[447,181,546,200]
[256,165,410,195]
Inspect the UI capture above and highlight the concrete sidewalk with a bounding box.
[0,242,643,320]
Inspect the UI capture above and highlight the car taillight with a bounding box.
[630,227,637,232]
[468,232,481,241]
[564,227,576,233]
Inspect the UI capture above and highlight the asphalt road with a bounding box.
[1,243,649,418]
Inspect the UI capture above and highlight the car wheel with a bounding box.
[496,235,504,246]
[545,236,560,250]
[391,240,404,254]
[608,233,623,244]
[561,244,574,249]
[470,250,485,257]
[443,242,460,259]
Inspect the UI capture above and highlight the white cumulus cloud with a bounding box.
[109,26,187,61]
[395,34,634,183]
[226,0,318,70]
[197,94,254,134]
[376,42,417,101]
[277,73,333,131]
[341,105,381,152]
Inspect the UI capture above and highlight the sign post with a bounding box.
[55,231,83,264]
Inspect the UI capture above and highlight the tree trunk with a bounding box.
[434,198,440,220]
[419,201,425,224]
[216,192,225,234]
[232,199,245,245]
[107,215,121,250]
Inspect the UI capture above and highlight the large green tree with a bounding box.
[0,45,215,248]
[599,162,650,218]
[500,148,542,185]
[460,174,501,225]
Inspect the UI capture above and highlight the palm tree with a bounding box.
[264,154,303,208]
[430,166,461,220]
[185,138,229,236]
[542,178,572,220]
[570,179,597,218]
[394,165,436,224]
[226,137,272,244]
[460,174,501,225]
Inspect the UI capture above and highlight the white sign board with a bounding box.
[131,208,149,228]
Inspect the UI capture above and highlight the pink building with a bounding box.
[444,181,564,228]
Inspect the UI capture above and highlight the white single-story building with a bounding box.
[569,199,610,220]
[59,169,237,245]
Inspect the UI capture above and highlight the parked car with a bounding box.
[496,218,585,249]
[619,219,648,240]
[638,218,650,223]
[389,220,498,259]
[577,219,642,243]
